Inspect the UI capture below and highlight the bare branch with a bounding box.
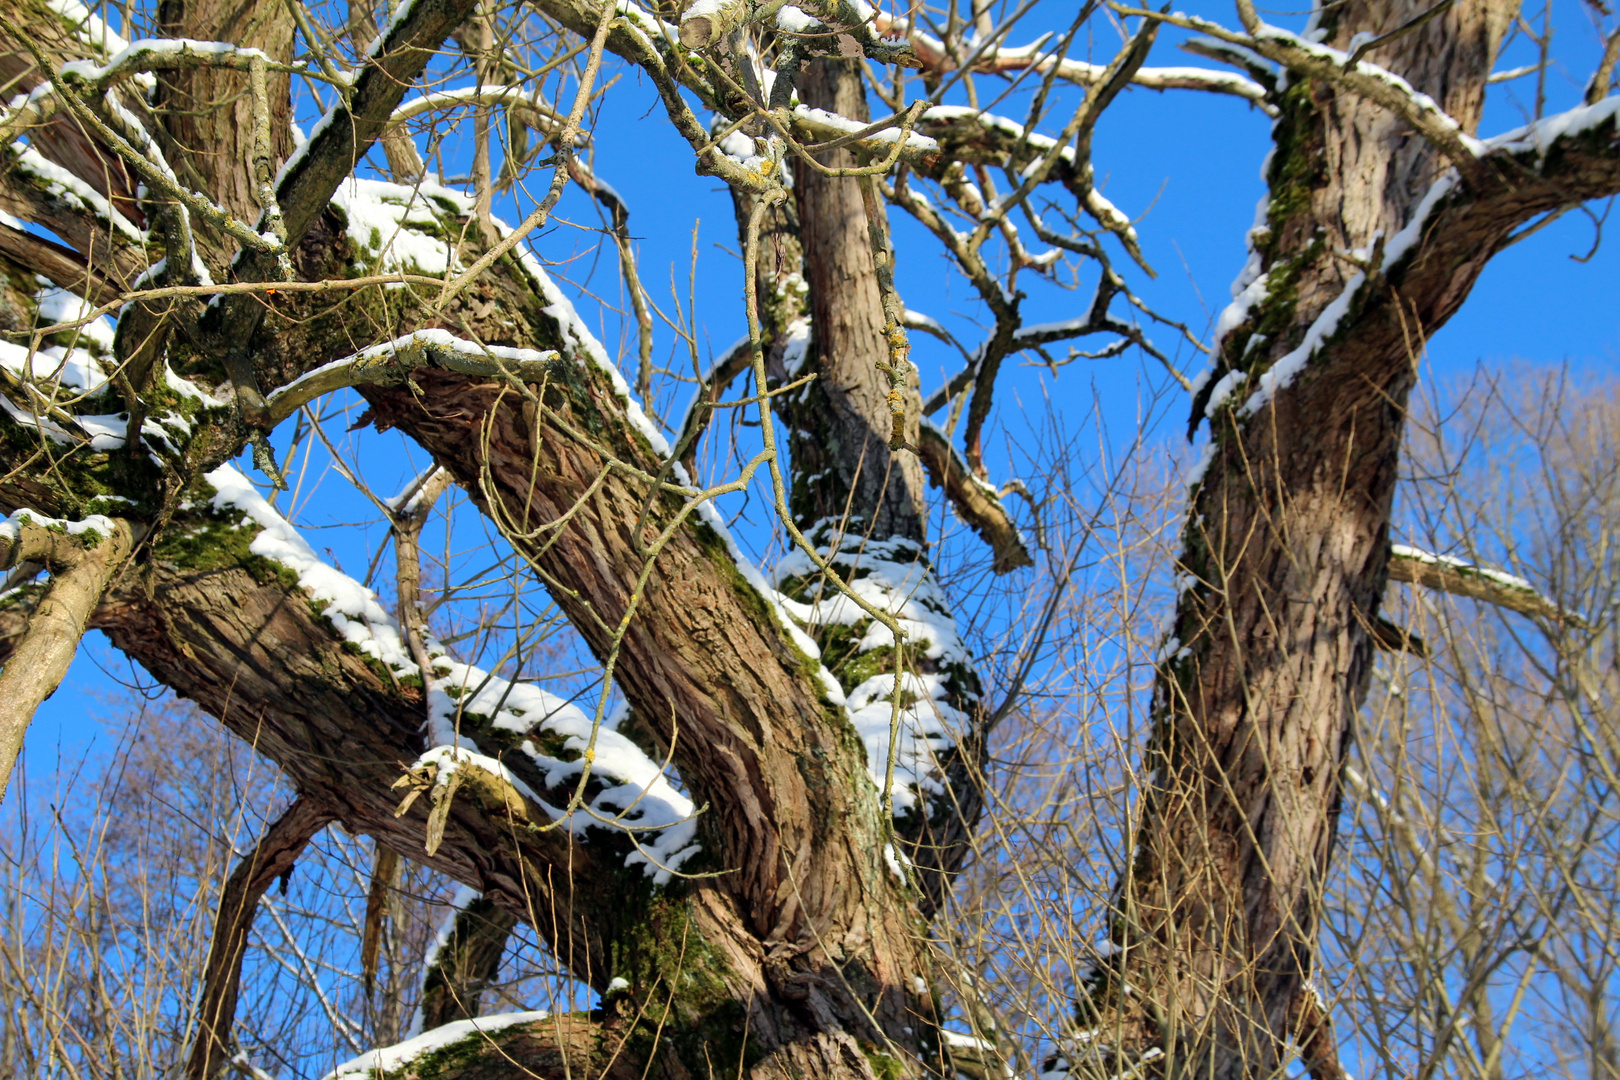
[187,796,336,1080]
[916,423,1032,574]
[0,513,135,803]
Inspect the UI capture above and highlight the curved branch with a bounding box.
[1388,545,1587,628]
[916,423,1032,574]
[0,513,135,803]
[187,795,336,1080]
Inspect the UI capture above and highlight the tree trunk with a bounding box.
[1093,3,1519,1076]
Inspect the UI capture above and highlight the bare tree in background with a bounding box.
[0,0,1617,1076]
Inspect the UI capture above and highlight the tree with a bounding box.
[0,0,1615,1077]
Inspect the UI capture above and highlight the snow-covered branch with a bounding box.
[1388,544,1588,628]
[1114,7,1487,178]
[264,331,560,426]
[871,11,1272,109]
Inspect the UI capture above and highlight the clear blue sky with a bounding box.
[21,2,1619,787]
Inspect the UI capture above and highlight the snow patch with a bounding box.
[325,1011,550,1079]
[205,465,419,676]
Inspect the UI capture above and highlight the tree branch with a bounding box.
[418,894,519,1031]
[187,795,336,1080]
[0,512,135,803]
[916,423,1032,574]
[1387,545,1587,628]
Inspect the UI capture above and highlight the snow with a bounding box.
[0,508,117,545]
[57,37,270,84]
[45,0,129,55]
[417,883,481,989]
[489,218,673,460]
[0,332,107,396]
[1251,26,1486,156]
[1484,94,1620,158]
[1390,543,1533,592]
[779,317,811,377]
[773,529,970,813]
[269,328,558,412]
[12,145,143,240]
[420,653,702,884]
[383,465,442,514]
[205,464,420,677]
[324,1011,550,1078]
[332,177,468,276]
[776,5,820,33]
[942,1030,996,1051]
[793,106,940,151]
[606,976,629,993]
[36,287,115,352]
[1212,95,1618,421]
[883,842,907,882]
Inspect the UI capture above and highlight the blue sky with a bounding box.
[19,1,1620,787]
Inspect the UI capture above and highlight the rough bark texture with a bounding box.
[789,59,927,542]
[1095,3,1547,1077]
[0,1,1615,1078]
[153,0,295,236]
[420,897,520,1032]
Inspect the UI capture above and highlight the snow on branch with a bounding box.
[205,465,421,676]
[1388,544,1588,628]
[203,461,703,882]
[870,11,1272,109]
[1115,7,1486,178]
[389,83,572,133]
[400,650,703,883]
[773,529,973,816]
[264,330,561,425]
[323,1011,552,1080]
[55,37,316,92]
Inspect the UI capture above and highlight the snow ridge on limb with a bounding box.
[412,651,702,883]
[866,10,1271,108]
[1388,544,1588,627]
[202,464,705,883]
[1119,7,1486,176]
[205,465,419,676]
[324,1011,552,1079]
[1202,90,1620,427]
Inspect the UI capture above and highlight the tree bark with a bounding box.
[789,59,928,542]
[188,795,335,1080]
[419,896,519,1032]
[1096,3,1527,1077]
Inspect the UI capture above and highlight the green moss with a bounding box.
[610,893,762,1075]
[863,1044,905,1080]
[151,510,298,591]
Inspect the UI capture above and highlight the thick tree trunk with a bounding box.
[153,0,294,234]
[789,59,928,542]
[1093,3,1519,1077]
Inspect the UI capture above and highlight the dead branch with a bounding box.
[187,795,335,1080]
